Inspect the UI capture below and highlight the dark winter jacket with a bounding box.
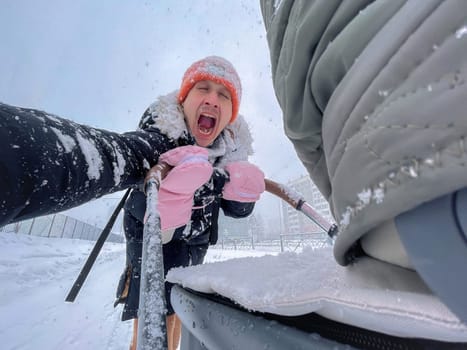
[128,91,256,246]
[0,102,171,226]
[261,0,467,266]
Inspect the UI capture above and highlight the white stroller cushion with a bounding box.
[167,246,467,342]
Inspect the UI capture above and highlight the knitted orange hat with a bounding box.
[178,56,242,123]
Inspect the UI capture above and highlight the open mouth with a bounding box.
[197,114,216,135]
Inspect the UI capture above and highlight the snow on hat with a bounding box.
[178,56,242,123]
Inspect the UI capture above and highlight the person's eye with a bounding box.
[220,92,230,100]
[198,86,209,91]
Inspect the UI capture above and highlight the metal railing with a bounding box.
[2,217,331,251]
[215,232,332,252]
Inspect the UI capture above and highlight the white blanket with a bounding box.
[167,246,467,342]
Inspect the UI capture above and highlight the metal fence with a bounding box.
[0,213,123,243]
[2,217,331,251]
[214,232,332,253]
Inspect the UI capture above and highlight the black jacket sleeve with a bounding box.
[221,200,255,219]
[0,103,175,226]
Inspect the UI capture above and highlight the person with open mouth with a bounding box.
[114,56,265,350]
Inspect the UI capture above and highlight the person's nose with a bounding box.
[203,91,219,108]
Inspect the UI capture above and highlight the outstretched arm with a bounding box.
[0,103,174,226]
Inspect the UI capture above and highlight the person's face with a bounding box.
[182,80,233,147]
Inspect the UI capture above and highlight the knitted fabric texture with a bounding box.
[178,56,242,123]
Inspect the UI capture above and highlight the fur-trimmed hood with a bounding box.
[140,91,254,167]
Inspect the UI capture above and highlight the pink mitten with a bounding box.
[223,161,265,202]
[157,146,213,230]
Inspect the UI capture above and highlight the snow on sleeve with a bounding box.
[50,127,77,153]
[75,130,103,181]
[111,141,126,185]
[98,137,127,185]
[455,25,467,39]
[137,136,152,149]
[45,113,64,125]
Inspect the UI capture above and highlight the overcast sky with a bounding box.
[0,0,308,227]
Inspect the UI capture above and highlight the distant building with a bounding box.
[217,174,334,239]
[280,175,334,234]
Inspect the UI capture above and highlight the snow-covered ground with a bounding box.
[0,232,267,350]
[2,231,466,350]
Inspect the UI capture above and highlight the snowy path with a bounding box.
[0,232,132,350]
[0,232,264,350]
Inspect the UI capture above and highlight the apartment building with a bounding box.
[280,175,334,234]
